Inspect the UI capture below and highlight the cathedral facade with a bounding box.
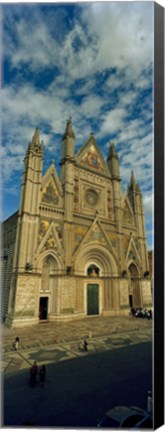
[2,119,152,327]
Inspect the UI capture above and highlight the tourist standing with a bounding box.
[15,336,19,351]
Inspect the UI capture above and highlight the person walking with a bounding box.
[39,365,46,386]
[15,336,19,351]
[30,361,38,387]
[83,339,88,352]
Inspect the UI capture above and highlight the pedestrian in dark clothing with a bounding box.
[30,361,38,387]
[83,339,88,352]
[39,365,46,386]
[15,336,19,351]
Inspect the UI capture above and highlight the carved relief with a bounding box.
[142,280,152,305]
[38,220,50,245]
[61,278,76,312]
[44,234,57,251]
[16,277,36,313]
[38,219,63,246]
[120,280,129,306]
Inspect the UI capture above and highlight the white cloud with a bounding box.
[99,108,127,135]
[79,2,153,76]
[2,2,153,84]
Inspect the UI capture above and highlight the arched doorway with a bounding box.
[74,243,119,317]
[39,255,58,321]
[128,263,141,308]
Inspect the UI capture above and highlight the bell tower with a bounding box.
[6,129,43,326]
[11,129,43,275]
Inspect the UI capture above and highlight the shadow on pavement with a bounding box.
[2,341,152,428]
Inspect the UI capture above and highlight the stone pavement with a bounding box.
[1,316,152,375]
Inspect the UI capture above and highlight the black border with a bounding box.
[154,2,164,429]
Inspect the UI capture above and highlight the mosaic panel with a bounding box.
[80,145,104,172]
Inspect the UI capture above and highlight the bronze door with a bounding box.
[87,284,99,315]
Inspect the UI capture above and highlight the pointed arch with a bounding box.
[37,250,64,273]
[127,261,140,276]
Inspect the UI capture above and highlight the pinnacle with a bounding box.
[129,170,137,190]
[62,118,75,140]
[31,128,40,147]
[107,141,117,159]
[110,141,115,153]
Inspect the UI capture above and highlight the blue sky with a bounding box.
[1,2,154,249]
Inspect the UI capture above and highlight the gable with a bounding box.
[124,235,141,266]
[36,220,63,256]
[41,163,63,205]
[76,135,109,175]
[73,217,118,262]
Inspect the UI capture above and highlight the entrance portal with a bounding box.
[39,297,48,320]
[87,284,99,315]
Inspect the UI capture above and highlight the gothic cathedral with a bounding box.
[2,119,152,327]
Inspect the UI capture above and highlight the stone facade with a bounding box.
[2,120,152,327]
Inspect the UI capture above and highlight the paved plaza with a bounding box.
[1,316,152,427]
[2,315,152,375]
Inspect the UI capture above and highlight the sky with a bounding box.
[1,1,154,249]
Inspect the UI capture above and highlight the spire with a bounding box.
[62,117,75,141]
[107,142,119,178]
[130,170,136,188]
[107,142,118,160]
[31,128,40,147]
[110,141,115,155]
